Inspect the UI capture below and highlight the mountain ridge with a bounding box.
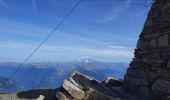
[0,59,128,93]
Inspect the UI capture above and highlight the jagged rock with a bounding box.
[67,71,112,95]
[57,72,122,100]
[62,79,85,99]
[101,77,122,87]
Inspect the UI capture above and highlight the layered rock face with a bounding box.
[56,72,123,100]
[124,0,170,99]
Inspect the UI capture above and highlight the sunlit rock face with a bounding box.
[124,0,170,99]
[56,72,122,100]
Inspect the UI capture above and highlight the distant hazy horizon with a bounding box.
[0,57,130,64]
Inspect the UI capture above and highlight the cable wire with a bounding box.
[9,0,82,79]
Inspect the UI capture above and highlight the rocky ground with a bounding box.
[0,88,58,100]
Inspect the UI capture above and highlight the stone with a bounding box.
[138,86,150,96]
[148,39,157,49]
[142,25,157,34]
[160,20,170,29]
[69,72,111,94]
[101,77,122,87]
[148,71,157,80]
[70,71,94,89]
[140,79,150,87]
[56,92,68,100]
[142,58,164,64]
[57,72,124,99]
[161,1,170,10]
[161,51,170,59]
[36,95,45,100]
[167,61,170,68]
[68,77,83,90]
[157,68,170,78]
[151,79,170,94]
[158,35,169,48]
[140,40,148,49]
[125,76,142,86]
[62,79,85,99]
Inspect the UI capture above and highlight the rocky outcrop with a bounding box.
[124,0,170,99]
[56,71,123,100]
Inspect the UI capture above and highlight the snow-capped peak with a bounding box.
[76,57,94,63]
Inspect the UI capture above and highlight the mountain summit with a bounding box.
[75,57,95,63]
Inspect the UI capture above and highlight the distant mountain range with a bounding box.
[0,58,128,93]
[0,76,20,93]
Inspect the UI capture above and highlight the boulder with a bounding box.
[158,35,169,48]
[151,79,170,94]
[148,39,157,49]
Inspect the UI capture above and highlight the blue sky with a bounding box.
[0,0,151,62]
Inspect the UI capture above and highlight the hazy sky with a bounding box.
[0,0,151,62]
